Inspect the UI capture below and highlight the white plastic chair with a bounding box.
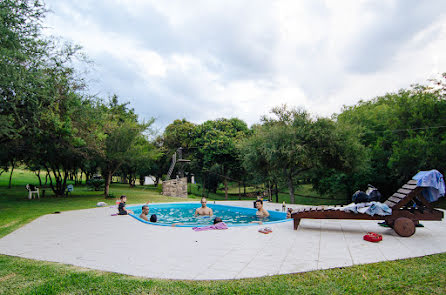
[26,184,39,199]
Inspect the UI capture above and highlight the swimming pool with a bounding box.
[127,203,289,227]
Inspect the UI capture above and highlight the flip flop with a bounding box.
[258,227,273,234]
[363,232,382,242]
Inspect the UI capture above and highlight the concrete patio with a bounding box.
[0,201,445,280]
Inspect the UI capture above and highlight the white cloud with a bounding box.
[42,0,446,129]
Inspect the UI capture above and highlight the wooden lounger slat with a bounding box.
[384,200,397,207]
[402,184,417,190]
[388,196,404,204]
[392,192,406,199]
[397,188,412,195]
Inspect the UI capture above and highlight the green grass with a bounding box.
[0,169,197,238]
[0,169,445,294]
[0,168,52,187]
[0,252,445,294]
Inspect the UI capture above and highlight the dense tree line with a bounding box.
[1,1,445,202]
[336,77,446,197]
[158,78,446,201]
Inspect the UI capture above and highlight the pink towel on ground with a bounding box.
[192,222,228,231]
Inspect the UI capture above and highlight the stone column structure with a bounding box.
[162,177,188,198]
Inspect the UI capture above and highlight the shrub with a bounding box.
[86,178,105,191]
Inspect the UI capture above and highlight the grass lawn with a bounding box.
[0,252,445,295]
[0,169,445,294]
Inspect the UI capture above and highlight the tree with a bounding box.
[193,118,250,199]
[337,78,446,196]
[99,96,154,197]
[0,0,48,184]
[163,119,196,150]
[0,0,48,141]
[241,106,366,203]
[118,135,160,187]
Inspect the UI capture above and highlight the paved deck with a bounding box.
[0,201,445,280]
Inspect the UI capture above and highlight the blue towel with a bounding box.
[343,202,392,216]
[412,169,445,203]
[365,202,392,216]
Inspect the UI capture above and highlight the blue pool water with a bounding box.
[127,203,289,227]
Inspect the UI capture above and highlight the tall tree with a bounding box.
[241,106,366,203]
[0,0,48,181]
[193,118,250,199]
[99,96,153,197]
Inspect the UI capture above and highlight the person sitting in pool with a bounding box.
[150,214,157,222]
[118,195,134,215]
[139,205,150,221]
[194,197,213,216]
[192,217,228,231]
[255,199,270,217]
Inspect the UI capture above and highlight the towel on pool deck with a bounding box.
[192,222,228,231]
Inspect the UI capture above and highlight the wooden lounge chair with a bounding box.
[291,179,444,237]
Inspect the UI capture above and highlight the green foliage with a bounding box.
[240,106,366,203]
[163,118,196,150]
[86,178,105,191]
[192,118,250,196]
[337,78,446,195]
[96,95,157,196]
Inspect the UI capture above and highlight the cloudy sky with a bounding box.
[42,0,446,130]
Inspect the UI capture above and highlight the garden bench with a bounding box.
[291,179,444,237]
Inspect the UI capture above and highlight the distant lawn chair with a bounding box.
[26,184,39,200]
[291,179,444,237]
[65,184,74,197]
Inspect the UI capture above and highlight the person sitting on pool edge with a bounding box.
[139,205,150,221]
[118,195,134,215]
[255,199,270,217]
[194,197,213,216]
[287,208,293,219]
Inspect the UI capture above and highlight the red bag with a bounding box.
[363,232,382,242]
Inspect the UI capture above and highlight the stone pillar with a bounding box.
[162,177,188,198]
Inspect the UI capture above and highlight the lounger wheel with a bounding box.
[393,217,416,237]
